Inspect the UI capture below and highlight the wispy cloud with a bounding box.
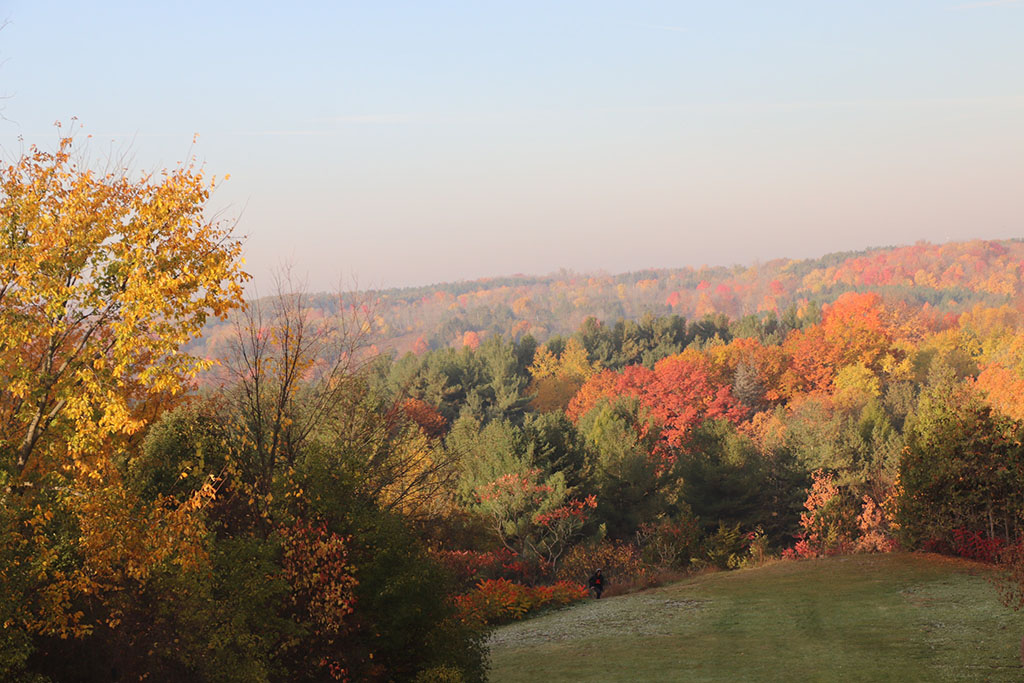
[591,94,1024,116]
[950,0,1023,10]
[231,115,418,136]
[630,22,687,33]
[232,129,329,137]
[328,114,416,125]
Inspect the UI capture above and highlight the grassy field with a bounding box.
[488,553,1024,682]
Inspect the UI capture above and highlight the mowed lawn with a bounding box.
[488,553,1024,682]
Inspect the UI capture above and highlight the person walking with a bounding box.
[588,568,605,599]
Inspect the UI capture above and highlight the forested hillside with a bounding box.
[8,175,1024,683]
[193,239,1024,360]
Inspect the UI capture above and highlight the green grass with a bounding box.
[488,553,1024,682]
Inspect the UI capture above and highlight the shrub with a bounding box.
[415,664,468,682]
[994,542,1024,611]
[556,540,649,588]
[454,579,587,626]
[432,549,522,589]
[782,538,817,560]
[855,494,898,554]
[702,522,748,569]
[741,525,772,567]
[952,528,1004,563]
[636,515,701,569]
[783,469,858,559]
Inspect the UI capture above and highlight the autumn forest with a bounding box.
[6,139,1024,681]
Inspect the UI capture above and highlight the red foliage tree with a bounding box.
[567,352,744,451]
[645,354,745,449]
[400,398,448,438]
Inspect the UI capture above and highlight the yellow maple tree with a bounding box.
[0,134,248,641]
[0,134,247,483]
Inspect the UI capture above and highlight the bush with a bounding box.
[854,494,899,554]
[783,470,858,559]
[741,525,772,567]
[556,540,649,589]
[454,579,588,625]
[432,549,522,590]
[952,528,1004,563]
[636,515,701,569]
[701,522,748,569]
[415,664,468,683]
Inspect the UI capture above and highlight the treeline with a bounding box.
[191,239,1024,360]
[361,288,1024,585]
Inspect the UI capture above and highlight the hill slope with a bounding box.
[194,239,1024,359]
[489,554,1024,682]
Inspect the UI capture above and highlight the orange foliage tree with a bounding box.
[401,398,448,438]
[780,292,917,397]
[567,351,744,452]
[785,469,858,558]
[707,337,787,409]
[462,330,481,350]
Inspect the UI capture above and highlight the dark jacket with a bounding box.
[588,571,605,589]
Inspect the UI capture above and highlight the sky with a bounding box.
[0,1,1022,292]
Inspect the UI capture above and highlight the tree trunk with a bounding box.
[988,503,995,544]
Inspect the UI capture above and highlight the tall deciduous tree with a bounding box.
[567,351,744,453]
[0,133,247,672]
[898,374,1024,548]
[0,134,246,483]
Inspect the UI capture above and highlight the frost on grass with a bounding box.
[488,590,709,648]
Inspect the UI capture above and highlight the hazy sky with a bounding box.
[1,1,1022,291]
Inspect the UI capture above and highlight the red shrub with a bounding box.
[951,528,1004,563]
[432,548,524,589]
[782,538,816,560]
[454,579,588,626]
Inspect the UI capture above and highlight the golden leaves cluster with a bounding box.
[0,134,246,639]
[0,135,248,475]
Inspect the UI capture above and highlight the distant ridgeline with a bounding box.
[192,239,1024,360]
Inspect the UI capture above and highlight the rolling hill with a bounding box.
[488,553,1024,682]
[191,239,1024,361]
